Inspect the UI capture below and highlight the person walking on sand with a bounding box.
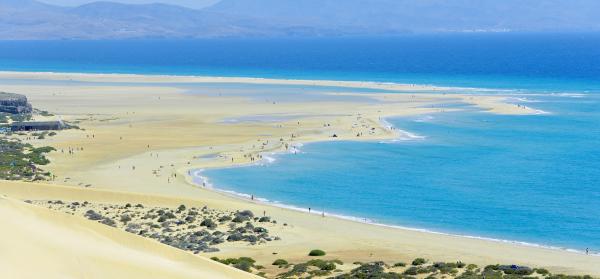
[586,248,589,255]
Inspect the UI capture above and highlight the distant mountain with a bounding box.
[208,0,600,34]
[1,0,599,39]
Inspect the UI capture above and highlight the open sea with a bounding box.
[1,34,599,253]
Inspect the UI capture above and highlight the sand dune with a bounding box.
[2,180,599,277]
[0,193,256,279]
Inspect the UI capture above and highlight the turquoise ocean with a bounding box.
[0,34,598,253]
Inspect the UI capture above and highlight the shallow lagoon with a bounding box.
[202,91,600,252]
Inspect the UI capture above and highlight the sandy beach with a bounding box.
[1,71,598,278]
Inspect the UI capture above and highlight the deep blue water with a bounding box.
[1,34,599,252]
[1,34,600,91]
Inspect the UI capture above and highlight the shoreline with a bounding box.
[177,114,590,258]
[187,143,598,259]
[2,70,598,276]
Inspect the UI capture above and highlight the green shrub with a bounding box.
[277,263,309,278]
[467,264,478,270]
[404,267,419,275]
[200,219,217,229]
[308,249,326,256]
[233,261,252,272]
[412,258,427,266]
[120,214,132,223]
[393,262,406,267]
[307,259,336,271]
[212,257,256,273]
[272,259,288,266]
[535,268,550,275]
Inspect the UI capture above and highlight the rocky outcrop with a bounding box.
[0,92,32,114]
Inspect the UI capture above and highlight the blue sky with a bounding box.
[38,0,221,9]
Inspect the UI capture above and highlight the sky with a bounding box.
[38,0,221,9]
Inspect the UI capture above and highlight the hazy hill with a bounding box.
[208,0,600,33]
[1,0,599,39]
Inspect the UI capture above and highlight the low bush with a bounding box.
[211,257,256,273]
[272,259,288,266]
[200,219,217,229]
[404,267,419,275]
[120,214,132,223]
[307,259,336,271]
[535,268,550,275]
[308,249,326,256]
[412,258,427,266]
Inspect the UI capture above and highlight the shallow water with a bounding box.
[202,91,600,252]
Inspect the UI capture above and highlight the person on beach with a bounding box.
[586,248,589,255]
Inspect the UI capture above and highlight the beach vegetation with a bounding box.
[535,268,550,275]
[308,249,326,256]
[333,262,402,279]
[547,275,594,279]
[306,259,337,271]
[393,262,406,267]
[0,138,54,181]
[467,264,478,270]
[120,214,132,223]
[100,218,117,227]
[84,210,103,221]
[218,215,232,222]
[211,257,258,273]
[412,258,427,265]
[277,263,309,278]
[234,261,253,272]
[200,218,217,229]
[485,264,534,276]
[232,215,249,223]
[272,259,288,266]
